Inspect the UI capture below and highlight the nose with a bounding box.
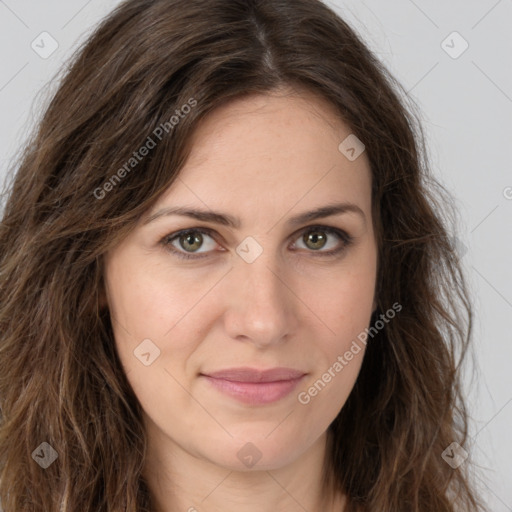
[222,249,299,349]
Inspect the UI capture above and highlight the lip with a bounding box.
[200,367,307,405]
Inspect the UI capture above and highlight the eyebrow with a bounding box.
[143,201,366,228]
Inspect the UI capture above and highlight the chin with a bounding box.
[195,433,311,472]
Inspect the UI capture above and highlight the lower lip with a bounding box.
[201,375,306,405]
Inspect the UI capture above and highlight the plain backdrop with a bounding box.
[0,0,511,509]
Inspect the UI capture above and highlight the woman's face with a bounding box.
[103,89,377,472]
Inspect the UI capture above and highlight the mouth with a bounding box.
[199,367,307,405]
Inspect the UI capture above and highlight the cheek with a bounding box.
[296,251,376,410]
[294,330,366,442]
[104,259,204,417]
[105,253,221,385]
[303,256,376,345]
[106,249,202,339]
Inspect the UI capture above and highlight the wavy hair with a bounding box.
[0,0,487,510]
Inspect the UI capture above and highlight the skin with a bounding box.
[103,87,378,512]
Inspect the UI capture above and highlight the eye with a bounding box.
[290,225,353,256]
[160,225,353,260]
[161,228,219,260]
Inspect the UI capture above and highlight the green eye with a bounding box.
[161,225,353,261]
[178,231,204,252]
[303,230,328,250]
[294,226,351,254]
[163,228,218,259]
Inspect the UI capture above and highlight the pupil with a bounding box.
[182,232,202,251]
[306,231,326,250]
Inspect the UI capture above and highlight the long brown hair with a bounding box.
[0,0,488,510]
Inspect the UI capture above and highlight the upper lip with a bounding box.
[201,367,307,383]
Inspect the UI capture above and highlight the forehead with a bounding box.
[185,89,357,169]
[154,90,372,225]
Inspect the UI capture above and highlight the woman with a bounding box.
[0,0,488,510]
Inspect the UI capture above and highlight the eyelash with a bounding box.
[159,225,354,261]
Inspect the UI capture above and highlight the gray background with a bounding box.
[0,0,511,509]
